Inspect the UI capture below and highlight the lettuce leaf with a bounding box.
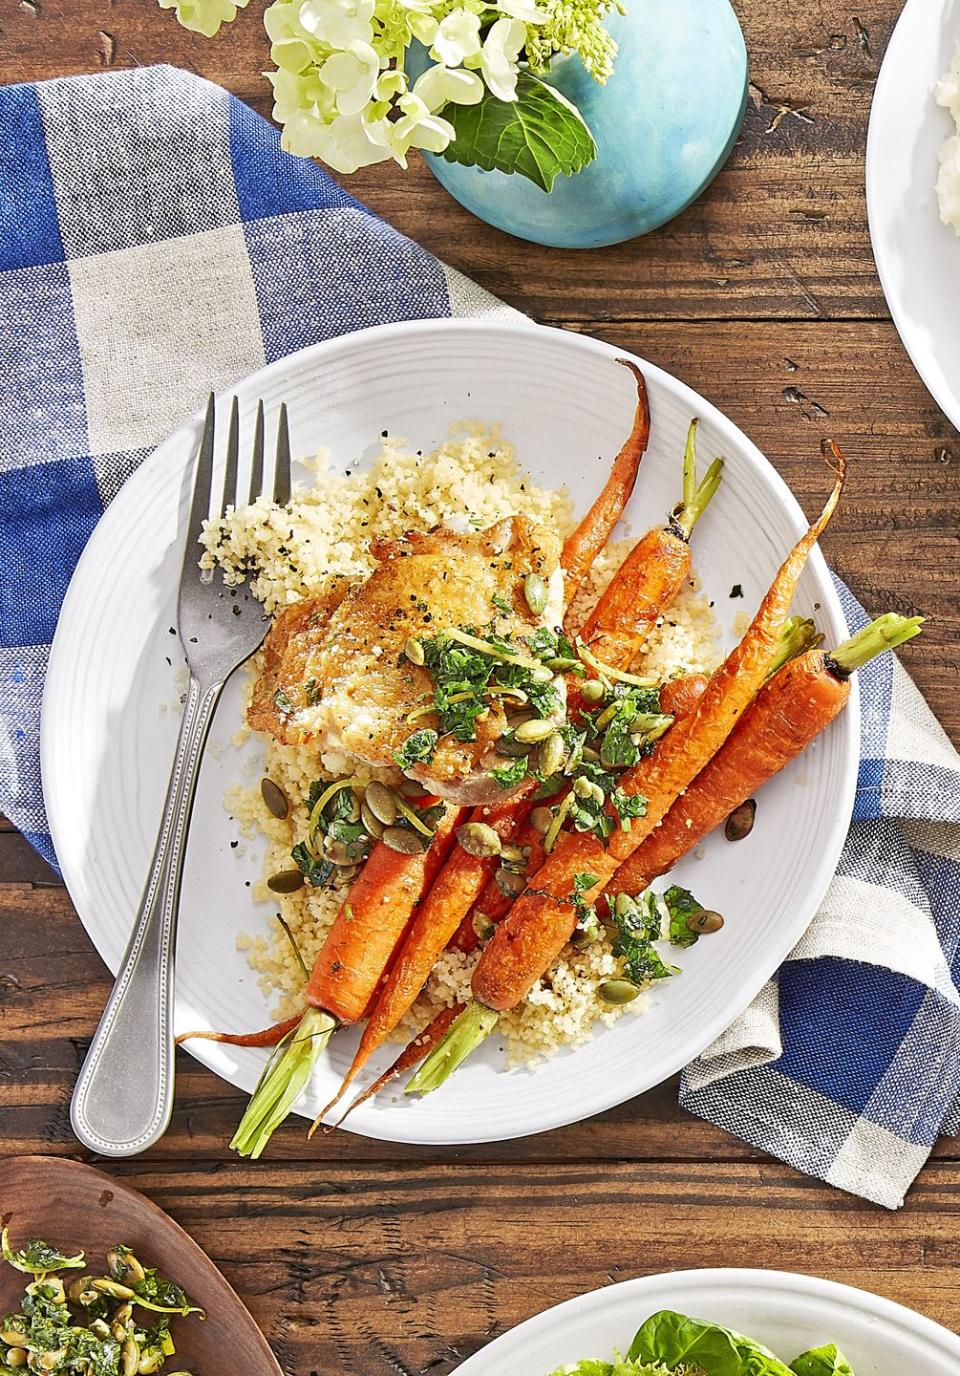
[548,1358,677,1376]
[628,1311,795,1375]
[790,1346,854,1376]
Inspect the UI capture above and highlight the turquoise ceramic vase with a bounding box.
[413,0,748,248]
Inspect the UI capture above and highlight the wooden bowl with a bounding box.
[0,1156,281,1375]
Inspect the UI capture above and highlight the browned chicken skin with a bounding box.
[248,516,563,803]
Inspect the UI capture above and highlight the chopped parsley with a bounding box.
[490,755,529,790]
[1,1234,85,1275]
[492,593,513,615]
[607,884,711,983]
[394,727,440,768]
[661,885,706,949]
[609,891,679,983]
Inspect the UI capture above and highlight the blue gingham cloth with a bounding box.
[2,65,959,1208]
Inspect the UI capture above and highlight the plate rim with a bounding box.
[865,0,960,430]
[450,1266,960,1372]
[41,315,858,1146]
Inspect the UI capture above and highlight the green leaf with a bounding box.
[2,1230,85,1275]
[790,1346,855,1376]
[394,728,439,769]
[441,71,598,192]
[628,1310,795,1376]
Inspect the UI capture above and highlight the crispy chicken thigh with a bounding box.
[249,516,564,803]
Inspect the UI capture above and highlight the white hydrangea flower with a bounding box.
[299,0,375,48]
[413,65,484,109]
[497,0,550,23]
[431,8,481,66]
[322,111,401,171]
[393,92,457,155]
[478,16,526,101]
[319,40,381,116]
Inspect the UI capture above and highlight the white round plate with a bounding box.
[867,0,960,430]
[42,318,856,1146]
[451,1269,960,1374]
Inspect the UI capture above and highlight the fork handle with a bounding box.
[70,675,223,1157]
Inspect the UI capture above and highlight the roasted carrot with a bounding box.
[306,801,463,1025]
[317,794,531,1118]
[607,613,923,901]
[175,1013,302,1049]
[560,361,649,609]
[452,672,711,954]
[405,446,846,1091]
[229,797,462,1157]
[326,1003,466,1130]
[569,418,722,661]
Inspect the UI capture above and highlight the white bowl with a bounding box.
[452,1269,960,1374]
[867,0,960,430]
[42,318,856,1146]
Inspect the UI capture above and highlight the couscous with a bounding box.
[203,425,720,1068]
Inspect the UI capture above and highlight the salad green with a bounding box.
[548,1310,855,1376]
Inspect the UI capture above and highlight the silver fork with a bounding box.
[70,394,291,1157]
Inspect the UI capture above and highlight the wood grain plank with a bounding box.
[63,1159,960,1375]
[1,1,898,321]
[3,870,960,1167]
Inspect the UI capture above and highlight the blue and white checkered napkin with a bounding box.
[3,65,959,1208]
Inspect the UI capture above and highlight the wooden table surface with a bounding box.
[4,2,960,1372]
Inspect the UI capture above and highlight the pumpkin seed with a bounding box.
[89,1320,111,1341]
[457,822,502,858]
[523,571,547,615]
[365,781,398,826]
[598,978,641,1005]
[514,717,557,745]
[529,664,554,684]
[121,1339,140,1376]
[107,1249,145,1287]
[0,1329,28,1348]
[580,678,605,704]
[499,842,525,866]
[400,779,430,798]
[382,826,425,855]
[687,909,724,934]
[472,910,495,941]
[360,802,384,839]
[323,837,358,866]
[537,731,566,778]
[495,867,525,898]
[494,734,531,758]
[404,636,425,666]
[530,806,554,835]
[335,864,360,887]
[137,1356,163,1375]
[260,776,289,819]
[614,892,633,917]
[5,1350,26,1369]
[114,1304,133,1325]
[38,1351,65,1371]
[724,798,756,842]
[67,1277,93,1305]
[267,868,304,894]
[93,1279,135,1301]
[572,775,593,799]
[544,656,580,672]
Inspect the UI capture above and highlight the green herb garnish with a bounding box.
[394,727,440,768]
